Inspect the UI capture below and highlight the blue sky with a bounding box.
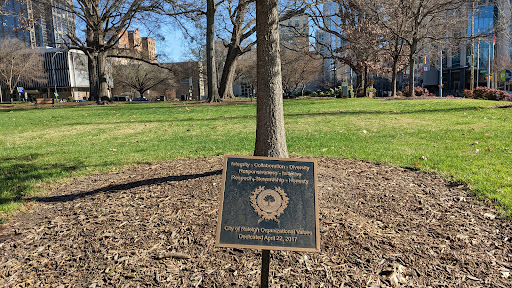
[156,29,188,62]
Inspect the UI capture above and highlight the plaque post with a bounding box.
[261,249,270,287]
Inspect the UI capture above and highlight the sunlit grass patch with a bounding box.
[1,98,511,219]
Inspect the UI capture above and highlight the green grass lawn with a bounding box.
[1,98,511,219]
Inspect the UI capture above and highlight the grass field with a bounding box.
[1,98,511,219]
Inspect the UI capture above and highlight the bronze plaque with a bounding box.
[216,156,319,252]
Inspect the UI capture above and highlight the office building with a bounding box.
[420,0,512,95]
[0,0,76,48]
[314,2,355,88]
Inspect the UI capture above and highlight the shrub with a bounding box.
[355,86,376,97]
[348,86,355,98]
[396,91,403,97]
[425,89,435,97]
[414,86,424,96]
[472,87,509,101]
[402,86,411,96]
[463,89,473,98]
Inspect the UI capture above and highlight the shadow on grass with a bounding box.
[285,106,487,118]
[30,169,222,203]
[56,106,486,128]
[0,154,82,206]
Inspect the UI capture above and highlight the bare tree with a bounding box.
[112,60,176,99]
[254,0,288,158]
[280,47,323,97]
[47,0,163,103]
[312,0,470,97]
[217,0,317,100]
[205,0,222,102]
[236,48,257,93]
[0,38,46,102]
[365,0,410,96]
[310,0,386,97]
[493,0,512,73]
[159,0,222,102]
[217,0,254,99]
[391,0,469,96]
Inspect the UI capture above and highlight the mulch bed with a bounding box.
[0,157,510,287]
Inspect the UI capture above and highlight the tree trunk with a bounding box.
[219,2,248,99]
[86,25,103,103]
[408,41,417,97]
[408,56,415,97]
[98,51,108,100]
[391,59,398,97]
[356,68,367,97]
[88,54,99,102]
[219,48,240,99]
[254,0,288,158]
[363,66,368,97]
[356,73,362,96]
[206,0,220,102]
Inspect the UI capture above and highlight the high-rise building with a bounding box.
[421,0,512,95]
[0,0,76,48]
[280,14,309,44]
[314,2,355,88]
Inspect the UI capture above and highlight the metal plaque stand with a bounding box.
[261,249,270,287]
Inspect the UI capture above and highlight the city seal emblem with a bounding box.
[250,186,289,223]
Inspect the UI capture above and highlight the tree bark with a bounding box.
[407,41,417,97]
[391,60,398,97]
[219,2,248,99]
[219,47,240,99]
[98,51,108,100]
[86,27,99,102]
[206,0,220,102]
[363,66,368,97]
[408,55,416,97]
[254,0,288,158]
[87,56,98,101]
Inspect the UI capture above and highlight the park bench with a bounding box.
[35,98,55,107]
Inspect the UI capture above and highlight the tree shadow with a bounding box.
[285,106,484,118]
[0,154,82,206]
[29,169,223,203]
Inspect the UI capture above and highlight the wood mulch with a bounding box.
[0,157,510,287]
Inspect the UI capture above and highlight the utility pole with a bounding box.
[487,41,491,88]
[470,0,475,91]
[439,48,443,97]
[477,39,480,86]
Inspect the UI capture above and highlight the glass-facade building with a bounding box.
[438,0,512,95]
[315,1,355,88]
[0,0,76,48]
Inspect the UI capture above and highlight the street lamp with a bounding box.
[51,51,64,100]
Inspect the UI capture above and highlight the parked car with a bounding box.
[132,97,149,101]
[112,96,131,102]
